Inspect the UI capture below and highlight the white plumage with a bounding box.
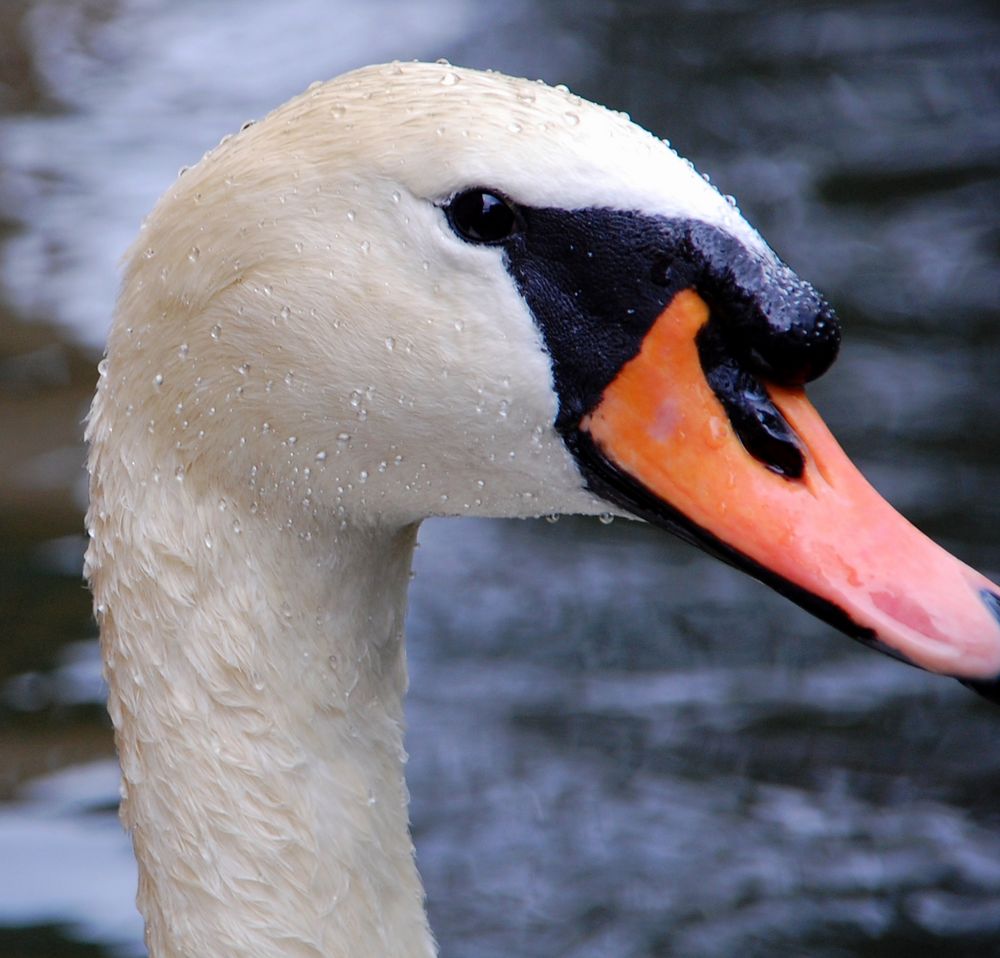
[85,61,1000,957]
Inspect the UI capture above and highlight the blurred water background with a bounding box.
[0,1,998,955]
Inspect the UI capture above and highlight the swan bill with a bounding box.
[492,201,1000,695]
[572,288,1000,696]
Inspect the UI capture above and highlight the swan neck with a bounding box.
[88,467,433,957]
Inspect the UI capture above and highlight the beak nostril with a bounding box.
[696,319,806,479]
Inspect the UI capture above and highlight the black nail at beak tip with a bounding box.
[981,589,1000,628]
[953,592,1000,704]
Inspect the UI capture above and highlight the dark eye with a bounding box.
[445,189,520,244]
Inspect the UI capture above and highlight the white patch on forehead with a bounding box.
[257,62,773,261]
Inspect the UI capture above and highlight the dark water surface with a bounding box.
[0,1,998,956]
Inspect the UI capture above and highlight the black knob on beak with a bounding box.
[684,224,841,387]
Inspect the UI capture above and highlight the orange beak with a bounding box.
[579,289,1000,688]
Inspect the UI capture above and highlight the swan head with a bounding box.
[94,62,1000,693]
[105,63,764,525]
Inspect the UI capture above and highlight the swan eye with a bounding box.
[445,189,520,244]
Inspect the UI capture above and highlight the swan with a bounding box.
[85,62,1000,957]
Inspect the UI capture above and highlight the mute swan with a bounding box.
[85,62,1000,958]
